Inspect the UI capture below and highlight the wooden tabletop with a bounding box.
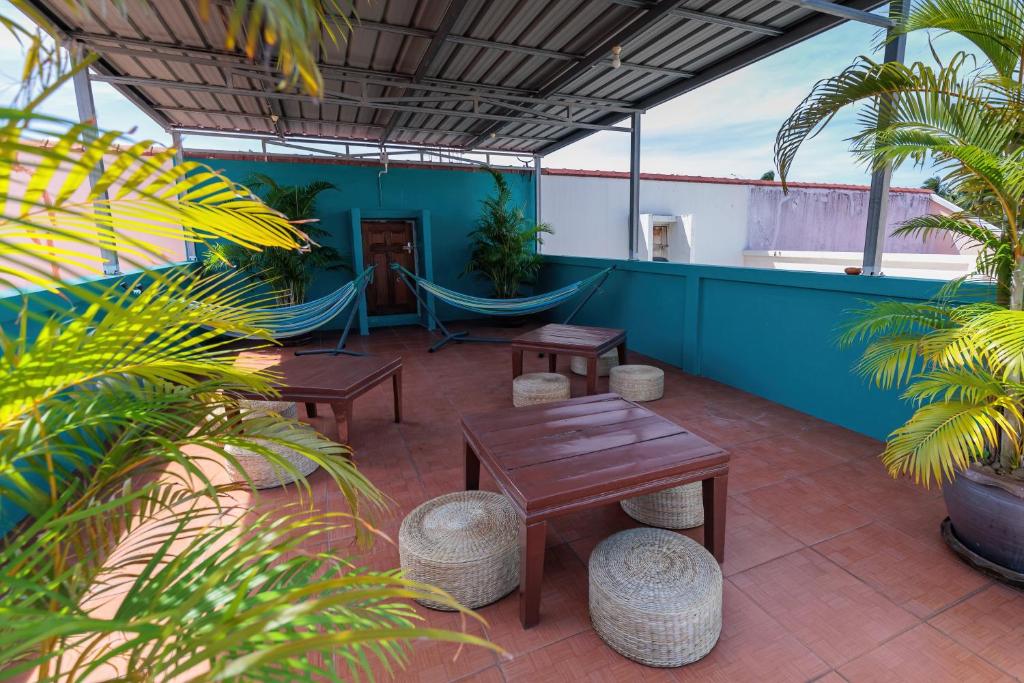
[461,393,728,517]
[511,323,626,352]
[234,352,402,401]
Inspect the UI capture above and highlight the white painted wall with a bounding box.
[541,174,749,265]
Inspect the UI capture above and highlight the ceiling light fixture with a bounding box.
[610,45,622,69]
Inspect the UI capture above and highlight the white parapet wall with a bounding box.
[743,250,977,280]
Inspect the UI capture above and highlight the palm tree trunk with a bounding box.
[998,256,1024,471]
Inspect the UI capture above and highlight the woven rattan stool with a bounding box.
[570,349,619,377]
[589,528,722,667]
[226,438,319,489]
[399,491,520,610]
[621,483,703,529]
[610,365,665,402]
[512,372,570,407]
[237,398,298,419]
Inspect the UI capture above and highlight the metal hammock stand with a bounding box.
[294,266,375,357]
[390,264,615,353]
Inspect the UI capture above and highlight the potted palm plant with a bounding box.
[775,0,1024,579]
[462,168,552,301]
[203,174,347,306]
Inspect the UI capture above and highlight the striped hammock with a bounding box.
[390,263,613,316]
[203,265,374,339]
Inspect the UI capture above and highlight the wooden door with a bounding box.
[362,220,417,315]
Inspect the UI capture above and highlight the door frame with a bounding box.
[349,208,435,336]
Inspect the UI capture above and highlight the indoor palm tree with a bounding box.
[462,168,551,299]
[0,2,495,681]
[775,0,1024,575]
[203,174,347,306]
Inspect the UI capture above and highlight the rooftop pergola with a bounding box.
[28,0,899,268]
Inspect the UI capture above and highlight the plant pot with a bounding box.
[943,465,1024,581]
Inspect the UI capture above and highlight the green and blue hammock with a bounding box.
[205,265,375,356]
[203,264,612,354]
[390,263,614,352]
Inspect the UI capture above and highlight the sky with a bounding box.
[0,2,971,188]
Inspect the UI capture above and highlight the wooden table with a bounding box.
[511,324,627,395]
[235,353,402,442]
[462,393,728,628]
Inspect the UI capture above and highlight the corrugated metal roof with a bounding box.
[24,0,886,155]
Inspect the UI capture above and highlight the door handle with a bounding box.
[402,242,413,253]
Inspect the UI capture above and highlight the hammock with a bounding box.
[203,265,374,357]
[390,263,614,352]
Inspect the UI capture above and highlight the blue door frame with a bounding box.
[350,208,435,335]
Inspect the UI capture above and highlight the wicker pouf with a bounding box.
[610,365,665,402]
[570,349,620,377]
[513,372,571,407]
[399,491,520,610]
[226,438,319,489]
[589,528,722,667]
[621,483,703,529]
[238,398,298,419]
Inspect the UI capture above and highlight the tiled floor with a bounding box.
[242,322,1023,682]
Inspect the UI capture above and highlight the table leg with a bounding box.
[464,439,480,490]
[702,474,728,562]
[547,352,557,373]
[586,357,599,395]
[617,341,628,365]
[519,520,547,629]
[331,401,353,443]
[512,348,524,380]
[305,402,318,418]
[392,369,403,423]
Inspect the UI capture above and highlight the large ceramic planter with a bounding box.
[943,465,1024,582]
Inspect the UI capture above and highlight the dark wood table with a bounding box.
[462,393,729,628]
[511,324,627,395]
[234,353,402,442]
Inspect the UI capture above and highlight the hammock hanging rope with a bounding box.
[199,266,374,356]
[390,263,614,352]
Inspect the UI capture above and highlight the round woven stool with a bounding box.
[238,398,298,419]
[621,483,703,529]
[610,365,665,402]
[589,528,722,667]
[226,438,319,489]
[399,491,520,610]
[513,372,570,407]
[570,349,619,377]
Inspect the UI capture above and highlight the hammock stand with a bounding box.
[294,265,374,357]
[390,263,614,353]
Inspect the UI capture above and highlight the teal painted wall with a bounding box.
[539,255,985,441]
[189,155,536,323]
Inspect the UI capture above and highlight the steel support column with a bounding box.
[72,57,120,275]
[628,112,641,260]
[171,130,197,262]
[533,156,543,252]
[862,1,910,276]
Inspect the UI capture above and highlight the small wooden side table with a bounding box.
[511,323,627,395]
[462,393,729,628]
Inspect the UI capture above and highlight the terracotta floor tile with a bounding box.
[674,580,828,683]
[726,436,849,494]
[838,624,1014,682]
[223,330,1014,682]
[734,476,872,546]
[731,548,918,667]
[500,629,676,682]
[815,522,989,618]
[930,585,1024,679]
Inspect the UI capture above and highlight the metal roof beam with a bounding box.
[93,74,633,132]
[774,0,892,28]
[603,1,783,36]
[71,33,640,110]
[155,106,560,142]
